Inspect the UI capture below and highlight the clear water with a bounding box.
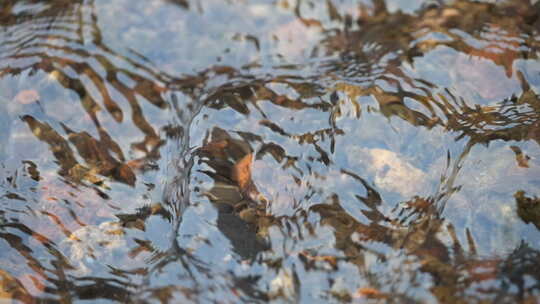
[0,0,539,302]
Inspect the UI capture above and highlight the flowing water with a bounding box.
[0,0,540,302]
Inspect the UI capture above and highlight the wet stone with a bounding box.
[60,222,128,276]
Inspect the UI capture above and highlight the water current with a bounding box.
[0,0,539,302]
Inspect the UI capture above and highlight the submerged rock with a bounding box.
[348,147,428,198]
[61,221,127,276]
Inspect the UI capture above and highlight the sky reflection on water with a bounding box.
[0,0,539,302]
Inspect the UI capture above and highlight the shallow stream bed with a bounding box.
[0,0,540,302]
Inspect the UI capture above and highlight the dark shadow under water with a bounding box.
[0,0,539,302]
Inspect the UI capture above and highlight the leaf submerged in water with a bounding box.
[515,191,540,230]
[510,146,530,168]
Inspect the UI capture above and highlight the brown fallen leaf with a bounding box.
[68,164,105,185]
[0,269,33,303]
[510,146,530,168]
[232,153,253,192]
[115,163,136,186]
[126,159,146,171]
[355,287,386,299]
[298,251,338,269]
[467,32,520,78]
[515,190,540,230]
[128,239,154,259]
[199,139,229,158]
[405,197,433,213]
[231,153,268,205]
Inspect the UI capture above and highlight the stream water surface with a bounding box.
[0,0,540,303]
